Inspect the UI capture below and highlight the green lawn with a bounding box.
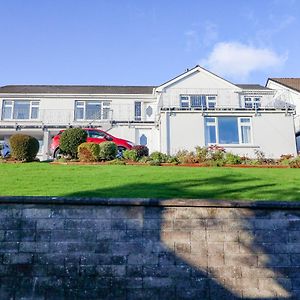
[0,163,299,201]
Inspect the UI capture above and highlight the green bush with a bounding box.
[288,156,300,168]
[195,146,209,162]
[123,149,138,161]
[149,151,168,163]
[224,153,242,165]
[78,142,99,162]
[9,134,39,162]
[176,150,198,164]
[207,145,226,161]
[148,160,161,166]
[60,128,87,158]
[132,145,149,158]
[106,159,126,165]
[99,142,117,161]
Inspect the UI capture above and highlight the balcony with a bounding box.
[0,104,157,129]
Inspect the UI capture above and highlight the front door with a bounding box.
[135,128,152,152]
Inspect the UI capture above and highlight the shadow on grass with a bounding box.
[65,174,278,201]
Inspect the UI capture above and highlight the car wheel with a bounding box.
[117,146,126,158]
[53,148,62,160]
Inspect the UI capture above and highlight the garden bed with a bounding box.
[49,160,291,168]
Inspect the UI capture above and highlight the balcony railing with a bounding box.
[0,105,157,126]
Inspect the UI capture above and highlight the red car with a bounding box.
[50,128,134,158]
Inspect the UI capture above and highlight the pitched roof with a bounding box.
[156,65,239,91]
[0,85,156,95]
[235,84,271,90]
[268,78,300,93]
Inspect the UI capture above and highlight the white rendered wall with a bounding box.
[160,111,297,158]
[267,80,300,133]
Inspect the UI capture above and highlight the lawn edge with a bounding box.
[0,196,299,209]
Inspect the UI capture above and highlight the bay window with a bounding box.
[205,116,252,145]
[180,95,217,109]
[75,100,110,120]
[2,100,39,120]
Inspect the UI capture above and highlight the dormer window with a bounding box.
[180,95,217,109]
[244,97,261,109]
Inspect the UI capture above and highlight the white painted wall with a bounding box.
[267,80,300,133]
[159,111,296,158]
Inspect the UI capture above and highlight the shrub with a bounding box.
[175,150,199,164]
[106,159,126,165]
[9,134,39,162]
[166,155,179,164]
[149,151,168,163]
[99,142,117,161]
[138,156,151,163]
[207,145,226,161]
[224,153,242,165]
[195,146,209,162]
[132,145,149,158]
[123,149,138,161]
[278,154,294,166]
[60,128,87,158]
[148,160,161,166]
[78,142,99,162]
[288,156,300,168]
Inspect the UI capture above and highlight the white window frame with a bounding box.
[205,116,252,145]
[180,94,217,109]
[238,117,252,144]
[74,100,110,121]
[244,96,261,109]
[2,99,40,120]
[134,101,142,121]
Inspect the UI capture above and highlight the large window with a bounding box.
[205,117,252,145]
[2,100,39,120]
[75,100,110,120]
[180,95,216,109]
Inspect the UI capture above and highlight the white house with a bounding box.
[266,78,300,149]
[0,66,297,159]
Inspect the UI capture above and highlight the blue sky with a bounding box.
[0,0,299,86]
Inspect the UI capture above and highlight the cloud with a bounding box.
[201,42,287,81]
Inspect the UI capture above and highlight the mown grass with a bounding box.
[0,163,299,201]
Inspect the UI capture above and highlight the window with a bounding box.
[75,100,110,120]
[2,100,40,120]
[205,117,217,144]
[134,101,142,121]
[205,117,252,145]
[88,130,106,138]
[180,95,216,109]
[244,97,261,109]
[239,118,252,144]
[218,117,239,144]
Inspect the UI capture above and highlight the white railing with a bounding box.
[0,105,157,127]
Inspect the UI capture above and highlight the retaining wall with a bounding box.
[0,197,300,299]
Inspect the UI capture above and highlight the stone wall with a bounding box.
[0,197,300,299]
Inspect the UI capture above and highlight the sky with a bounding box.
[0,0,299,86]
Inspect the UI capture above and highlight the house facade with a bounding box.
[266,78,300,149]
[0,66,297,159]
